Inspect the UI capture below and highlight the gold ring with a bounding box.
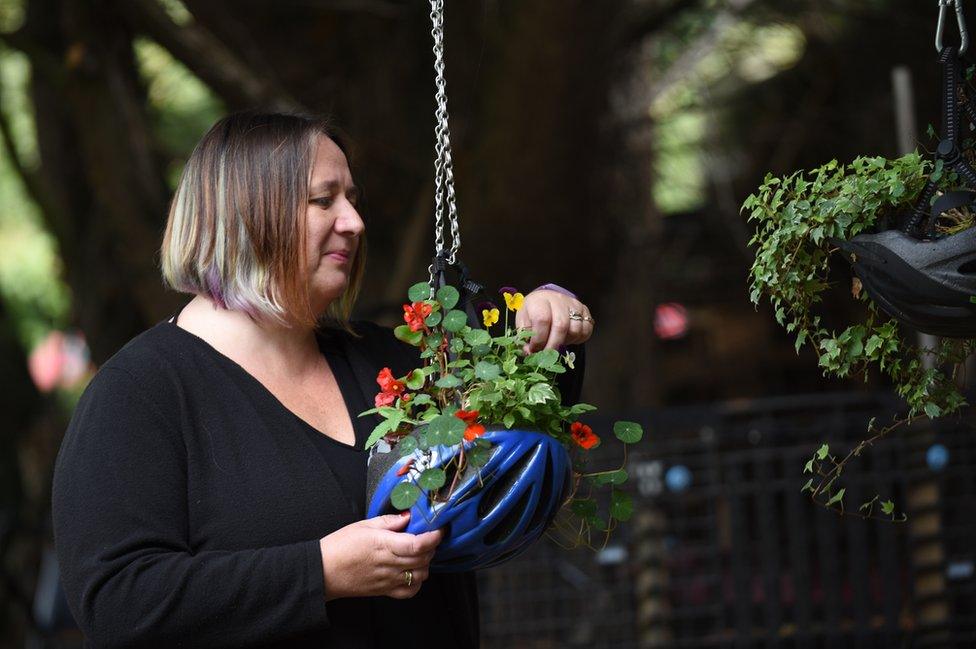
[403,569,413,587]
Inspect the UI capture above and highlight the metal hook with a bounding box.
[937,0,970,55]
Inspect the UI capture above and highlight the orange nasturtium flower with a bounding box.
[502,291,524,312]
[455,409,486,441]
[482,307,500,328]
[570,421,600,449]
[403,301,433,332]
[375,367,406,407]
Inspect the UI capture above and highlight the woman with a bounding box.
[52,111,595,648]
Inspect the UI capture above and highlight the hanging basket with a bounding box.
[366,426,572,572]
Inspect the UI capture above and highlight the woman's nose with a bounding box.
[336,202,365,235]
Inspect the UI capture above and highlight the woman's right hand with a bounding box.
[319,512,443,601]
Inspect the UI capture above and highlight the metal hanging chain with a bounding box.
[428,0,462,294]
[937,0,970,55]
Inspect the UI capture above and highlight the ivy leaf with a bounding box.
[525,348,559,369]
[407,282,431,303]
[526,382,556,405]
[881,499,895,515]
[364,419,393,449]
[391,482,421,510]
[474,361,501,380]
[816,444,830,460]
[826,488,846,506]
[614,421,643,444]
[803,459,814,474]
[800,478,813,493]
[418,468,446,491]
[610,490,633,521]
[436,285,460,310]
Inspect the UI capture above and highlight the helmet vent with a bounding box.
[958,259,976,275]
[477,449,533,517]
[484,489,532,546]
[525,452,555,533]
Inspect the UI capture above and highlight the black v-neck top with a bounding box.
[52,311,485,648]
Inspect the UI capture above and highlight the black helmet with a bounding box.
[838,45,976,338]
[837,222,976,338]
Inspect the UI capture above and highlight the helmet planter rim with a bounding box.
[366,426,573,572]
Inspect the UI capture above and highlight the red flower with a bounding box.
[454,410,484,441]
[570,421,600,449]
[396,459,415,477]
[375,368,405,406]
[403,301,433,332]
[464,423,486,442]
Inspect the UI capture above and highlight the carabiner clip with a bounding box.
[937,0,970,55]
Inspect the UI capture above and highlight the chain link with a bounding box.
[428,0,462,294]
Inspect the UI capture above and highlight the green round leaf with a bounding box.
[467,446,492,468]
[394,325,423,345]
[397,436,418,457]
[425,311,443,327]
[391,482,421,510]
[408,282,431,303]
[474,361,501,381]
[418,468,446,490]
[436,285,460,310]
[405,369,425,390]
[426,332,443,349]
[571,499,597,518]
[593,469,628,486]
[442,309,468,332]
[427,413,466,445]
[613,421,643,444]
[434,374,462,389]
[610,490,633,521]
[463,328,491,347]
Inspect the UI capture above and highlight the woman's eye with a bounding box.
[311,197,333,209]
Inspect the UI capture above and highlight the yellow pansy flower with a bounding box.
[503,291,524,311]
[482,307,500,327]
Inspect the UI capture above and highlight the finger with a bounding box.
[545,310,570,350]
[523,303,551,354]
[362,512,411,531]
[387,529,442,558]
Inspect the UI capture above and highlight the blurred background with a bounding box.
[1,0,975,646]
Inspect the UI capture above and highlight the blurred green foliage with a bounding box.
[0,22,221,356]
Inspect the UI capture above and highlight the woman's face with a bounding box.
[305,134,364,313]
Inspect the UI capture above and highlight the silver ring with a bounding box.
[403,569,413,587]
[569,309,595,324]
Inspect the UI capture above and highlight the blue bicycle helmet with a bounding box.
[366,427,573,572]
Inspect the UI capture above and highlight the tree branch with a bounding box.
[116,0,305,111]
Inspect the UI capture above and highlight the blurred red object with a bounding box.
[28,330,92,392]
[654,303,688,340]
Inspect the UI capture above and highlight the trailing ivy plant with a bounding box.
[743,152,975,520]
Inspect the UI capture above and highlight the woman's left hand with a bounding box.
[515,289,595,355]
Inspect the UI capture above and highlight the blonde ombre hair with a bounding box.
[160,111,365,332]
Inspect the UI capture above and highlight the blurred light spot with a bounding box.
[666,465,692,493]
[654,302,688,340]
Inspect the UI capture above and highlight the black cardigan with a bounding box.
[52,317,583,648]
